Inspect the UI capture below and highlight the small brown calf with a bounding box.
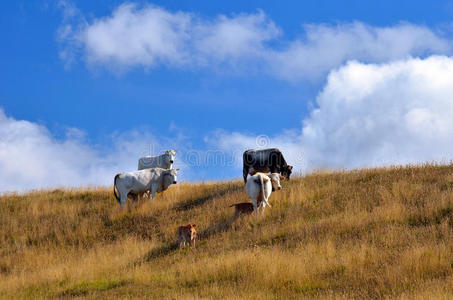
[178,224,197,248]
[230,202,254,218]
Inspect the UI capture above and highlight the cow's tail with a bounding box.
[260,174,272,208]
[113,174,121,204]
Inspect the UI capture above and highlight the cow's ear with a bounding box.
[192,224,196,227]
[263,177,269,183]
[289,165,293,170]
[175,168,180,171]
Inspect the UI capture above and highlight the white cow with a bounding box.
[138,150,177,170]
[245,172,282,215]
[113,168,179,207]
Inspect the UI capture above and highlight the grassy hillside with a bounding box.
[2,164,453,299]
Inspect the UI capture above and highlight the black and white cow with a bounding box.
[243,148,293,183]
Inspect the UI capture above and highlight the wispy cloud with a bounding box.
[268,22,451,81]
[211,56,453,171]
[56,0,87,67]
[58,2,453,79]
[58,2,278,73]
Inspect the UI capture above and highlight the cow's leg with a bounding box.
[252,198,258,216]
[131,193,138,203]
[243,165,249,183]
[139,192,147,202]
[150,184,158,199]
[119,190,129,208]
[138,192,147,204]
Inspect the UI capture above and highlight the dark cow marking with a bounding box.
[243,148,294,183]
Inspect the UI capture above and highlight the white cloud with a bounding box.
[59,3,278,72]
[211,56,453,172]
[0,109,188,192]
[81,4,192,68]
[269,22,451,81]
[194,11,280,64]
[59,2,453,79]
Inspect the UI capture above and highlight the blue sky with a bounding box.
[2,1,453,191]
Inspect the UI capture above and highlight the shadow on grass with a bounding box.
[56,279,130,297]
[128,242,180,269]
[144,242,179,261]
[102,213,160,241]
[174,184,243,211]
[407,206,453,227]
[198,215,235,240]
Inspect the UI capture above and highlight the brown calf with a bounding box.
[230,202,254,218]
[178,224,197,248]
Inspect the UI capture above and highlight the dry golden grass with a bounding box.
[2,164,453,299]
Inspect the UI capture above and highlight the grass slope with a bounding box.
[2,164,453,299]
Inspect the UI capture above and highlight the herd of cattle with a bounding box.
[113,148,293,247]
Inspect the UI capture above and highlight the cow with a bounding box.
[245,172,282,216]
[243,148,293,183]
[113,168,179,207]
[138,150,177,171]
[178,224,197,248]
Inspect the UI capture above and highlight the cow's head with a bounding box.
[164,150,178,165]
[281,165,293,180]
[186,224,197,240]
[164,168,179,186]
[269,173,283,191]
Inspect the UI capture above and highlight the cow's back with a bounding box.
[138,156,156,170]
[138,155,170,170]
[244,148,282,169]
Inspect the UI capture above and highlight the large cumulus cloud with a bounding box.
[212,56,453,171]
